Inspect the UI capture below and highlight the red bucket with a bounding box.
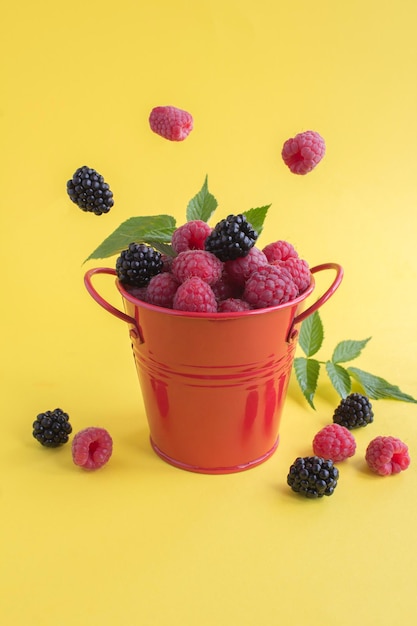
[84,263,343,473]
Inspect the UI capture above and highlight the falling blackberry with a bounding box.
[287,456,339,498]
[333,393,374,429]
[33,408,72,447]
[204,214,258,261]
[67,165,114,215]
[116,243,163,287]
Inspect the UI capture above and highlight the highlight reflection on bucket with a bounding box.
[84,263,343,474]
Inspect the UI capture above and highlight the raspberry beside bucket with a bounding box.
[365,436,410,476]
[72,427,113,470]
[312,424,356,462]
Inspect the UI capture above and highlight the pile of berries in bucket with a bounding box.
[115,217,310,314]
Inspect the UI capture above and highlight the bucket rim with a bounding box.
[116,273,316,319]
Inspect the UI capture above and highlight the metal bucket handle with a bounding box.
[84,267,137,327]
[84,263,343,331]
[287,262,343,342]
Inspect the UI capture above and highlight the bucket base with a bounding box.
[149,437,280,474]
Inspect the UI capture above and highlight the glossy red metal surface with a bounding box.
[84,263,343,473]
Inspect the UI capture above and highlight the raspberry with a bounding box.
[116,243,163,287]
[72,427,113,470]
[205,214,258,261]
[67,166,114,215]
[312,424,356,462]
[243,265,298,309]
[262,240,298,263]
[171,220,212,254]
[173,277,217,312]
[333,393,374,429]
[224,247,268,286]
[272,257,311,294]
[32,408,72,447]
[365,436,411,476]
[149,105,193,141]
[124,285,149,301]
[287,456,339,498]
[146,272,179,308]
[160,254,174,273]
[172,250,223,286]
[281,130,326,175]
[218,298,251,313]
[211,273,243,301]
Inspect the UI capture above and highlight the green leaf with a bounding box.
[186,175,218,223]
[332,338,371,364]
[293,357,321,409]
[325,361,351,398]
[147,241,176,257]
[347,367,417,403]
[298,311,324,357]
[84,215,176,262]
[242,205,271,236]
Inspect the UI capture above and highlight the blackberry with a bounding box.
[287,456,339,498]
[32,408,72,447]
[333,393,374,429]
[67,166,114,215]
[204,214,258,261]
[116,243,163,287]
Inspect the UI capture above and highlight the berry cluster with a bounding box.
[288,393,411,499]
[116,217,310,313]
[33,408,113,471]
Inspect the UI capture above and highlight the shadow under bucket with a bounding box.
[84,263,343,474]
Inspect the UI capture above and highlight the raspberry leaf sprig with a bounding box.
[85,214,177,262]
[186,175,218,223]
[84,176,270,262]
[294,311,417,409]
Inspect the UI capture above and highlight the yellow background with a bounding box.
[1,1,417,624]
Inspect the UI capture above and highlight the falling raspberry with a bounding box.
[72,427,113,470]
[149,105,193,141]
[312,424,356,462]
[365,436,410,476]
[281,130,325,175]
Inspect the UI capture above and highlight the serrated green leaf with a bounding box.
[186,175,218,223]
[293,357,321,409]
[242,205,270,236]
[332,338,371,364]
[298,311,324,357]
[84,215,176,262]
[325,361,351,398]
[347,367,417,403]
